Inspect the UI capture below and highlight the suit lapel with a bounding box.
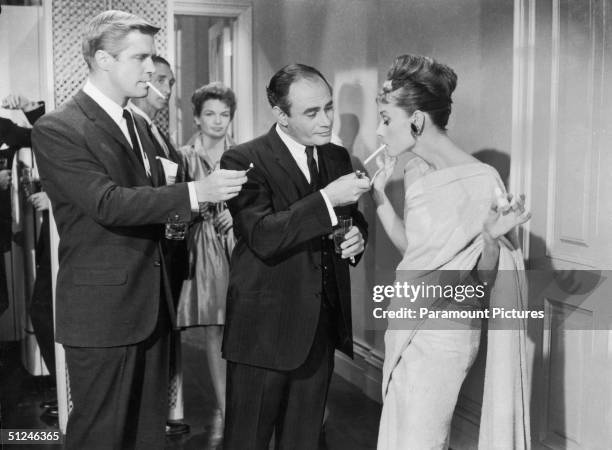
[266,126,311,198]
[74,91,149,182]
[317,145,338,187]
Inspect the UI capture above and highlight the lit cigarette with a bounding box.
[146,82,166,99]
[363,144,387,165]
[246,163,254,172]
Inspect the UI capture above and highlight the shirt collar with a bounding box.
[275,124,316,160]
[83,79,126,127]
[127,101,153,125]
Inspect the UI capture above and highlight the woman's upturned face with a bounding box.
[195,99,232,139]
[376,100,415,157]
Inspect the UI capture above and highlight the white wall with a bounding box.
[0,5,46,102]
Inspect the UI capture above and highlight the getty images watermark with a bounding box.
[371,280,543,321]
[365,270,607,331]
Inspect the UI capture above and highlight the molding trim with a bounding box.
[173,1,252,17]
[334,338,383,403]
[511,0,536,257]
[545,0,560,260]
[42,0,55,109]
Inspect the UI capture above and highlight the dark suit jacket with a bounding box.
[220,126,368,371]
[32,90,193,347]
[150,125,189,304]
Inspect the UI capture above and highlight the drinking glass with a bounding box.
[165,214,187,240]
[333,216,353,254]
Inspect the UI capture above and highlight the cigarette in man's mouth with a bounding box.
[146,82,166,99]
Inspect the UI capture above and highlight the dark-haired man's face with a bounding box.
[146,62,175,112]
[277,77,333,147]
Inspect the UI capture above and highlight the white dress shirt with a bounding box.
[127,101,198,210]
[275,124,338,226]
[82,83,198,210]
[83,81,151,177]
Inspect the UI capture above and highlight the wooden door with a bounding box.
[518,0,612,448]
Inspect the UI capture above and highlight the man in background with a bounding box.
[129,55,190,437]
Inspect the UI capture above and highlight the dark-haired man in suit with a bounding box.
[129,54,191,437]
[32,10,246,449]
[221,63,370,449]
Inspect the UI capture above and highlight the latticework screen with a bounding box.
[51,0,169,131]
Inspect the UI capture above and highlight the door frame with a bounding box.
[510,0,536,258]
[168,0,253,144]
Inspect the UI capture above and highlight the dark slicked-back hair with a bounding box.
[191,82,237,119]
[152,55,171,68]
[379,54,457,130]
[266,63,332,116]
[82,10,159,70]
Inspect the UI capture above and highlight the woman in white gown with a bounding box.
[372,55,532,450]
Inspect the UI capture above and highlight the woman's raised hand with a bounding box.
[371,151,397,193]
[483,191,531,240]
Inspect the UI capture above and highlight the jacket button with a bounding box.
[153,260,161,267]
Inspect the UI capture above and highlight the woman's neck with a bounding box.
[412,131,474,170]
[199,133,225,162]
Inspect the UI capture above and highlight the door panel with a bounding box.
[528,1,612,448]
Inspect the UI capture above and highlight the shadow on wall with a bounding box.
[472,148,510,188]
[336,80,405,347]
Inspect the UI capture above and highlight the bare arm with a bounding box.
[371,153,407,253]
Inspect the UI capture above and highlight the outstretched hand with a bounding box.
[194,169,248,203]
[322,173,370,207]
[483,192,531,240]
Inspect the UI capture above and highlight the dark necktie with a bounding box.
[305,145,319,190]
[122,109,144,167]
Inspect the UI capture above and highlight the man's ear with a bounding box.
[94,50,113,71]
[272,106,289,127]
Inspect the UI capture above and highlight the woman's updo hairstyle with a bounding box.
[379,54,457,130]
